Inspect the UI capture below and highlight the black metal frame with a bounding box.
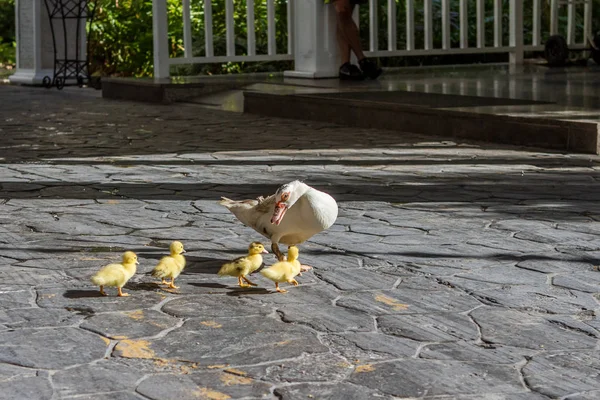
[42,0,98,90]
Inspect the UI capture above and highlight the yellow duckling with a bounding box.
[151,241,186,289]
[90,251,139,297]
[218,242,268,288]
[260,246,301,293]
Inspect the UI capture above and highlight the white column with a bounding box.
[152,0,170,78]
[509,0,523,66]
[10,0,59,84]
[284,0,339,79]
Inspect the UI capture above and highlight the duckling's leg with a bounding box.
[272,243,285,262]
[288,279,299,286]
[161,279,168,285]
[275,283,287,293]
[168,278,179,289]
[300,265,313,272]
[242,276,257,286]
[117,287,130,297]
[99,286,107,296]
[238,276,250,288]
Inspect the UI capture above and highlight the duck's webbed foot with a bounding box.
[272,243,286,261]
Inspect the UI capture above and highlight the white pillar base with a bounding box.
[283,69,339,79]
[284,0,340,79]
[9,68,54,85]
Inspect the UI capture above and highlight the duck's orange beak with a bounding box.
[271,202,288,225]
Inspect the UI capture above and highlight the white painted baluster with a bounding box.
[567,0,575,45]
[509,0,523,65]
[152,0,169,78]
[493,0,501,47]
[406,0,414,51]
[225,0,235,56]
[204,0,214,57]
[584,0,593,44]
[182,0,192,58]
[369,0,378,51]
[550,0,559,36]
[424,0,432,50]
[247,0,256,56]
[287,0,293,54]
[388,0,396,51]
[460,0,467,48]
[532,0,540,46]
[476,0,484,48]
[442,0,450,50]
[267,0,276,55]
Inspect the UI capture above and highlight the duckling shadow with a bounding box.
[188,282,230,289]
[64,289,105,299]
[226,287,271,296]
[182,257,229,275]
[125,282,163,291]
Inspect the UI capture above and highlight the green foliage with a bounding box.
[0,0,16,66]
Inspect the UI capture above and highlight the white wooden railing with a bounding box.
[153,0,595,79]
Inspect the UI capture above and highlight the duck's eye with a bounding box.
[281,192,290,201]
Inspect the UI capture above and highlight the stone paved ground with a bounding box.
[1,84,600,400]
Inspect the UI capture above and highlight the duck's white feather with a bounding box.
[219,182,338,245]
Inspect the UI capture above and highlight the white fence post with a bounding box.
[509,0,523,66]
[284,0,339,79]
[152,0,170,79]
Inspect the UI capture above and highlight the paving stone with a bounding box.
[0,375,53,400]
[273,382,393,400]
[516,259,591,274]
[113,316,328,366]
[348,359,525,397]
[0,307,84,329]
[314,268,399,291]
[0,289,34,309]
[59,392,143,400]
[278,303,374,333]
[523,352,600,399]
[337,289,481,315]
[322,332,419,361]
[2,82,600,399]
[52,361,146,398]
[36,287,167,312]
[420,341,537,364]
[81,309,181,340]
[161,294,271,318]
[552,271,600,293]
[378,313,479,341]
[453,265,548,286]
[0,327,107,369]
[136,370,272,400]
[471,308,598,351]
[245,352,354,383]
[470,285,599,314]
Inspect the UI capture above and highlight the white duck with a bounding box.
[219,181,338,269]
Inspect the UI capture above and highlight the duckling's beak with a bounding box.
[181,249,186,253]
[262,249,269,254]
[271,202,288,225]
[135,260,140,265]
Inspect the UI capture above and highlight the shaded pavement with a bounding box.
[0,84,599,399]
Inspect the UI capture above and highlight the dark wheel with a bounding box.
[42,76,52,89]
[545,35,569,66]
[56,77,65,90]
[592,33,600,65]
